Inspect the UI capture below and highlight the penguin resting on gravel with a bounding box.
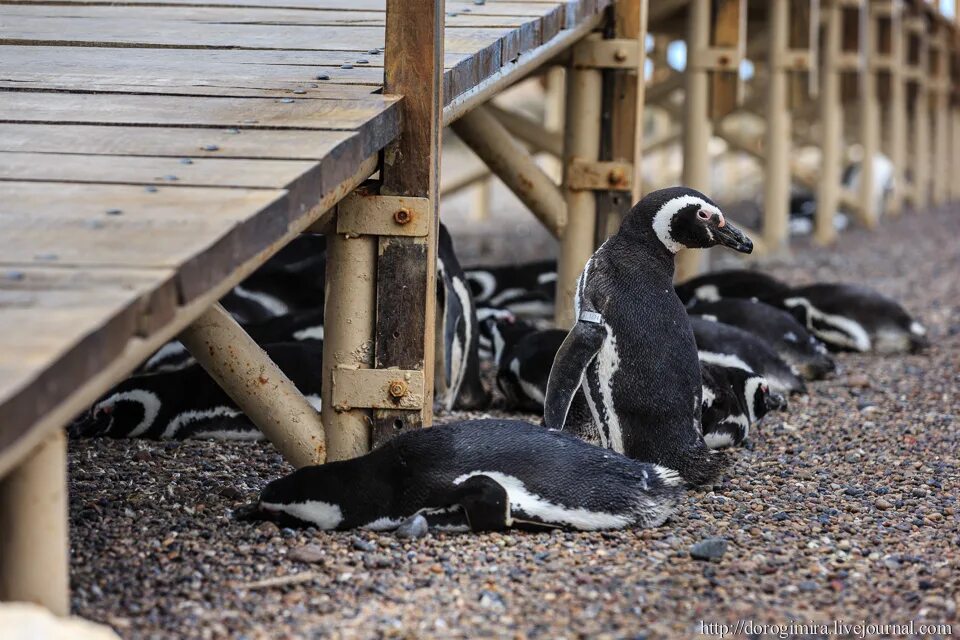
[70,343,323,440]
[688,298,836,379]
[700,363,785,449]
[779,283,929,354]
[244,419,683,532]
[675,269,791,307]
[482,316,566,412]
[464,260,557,319]
[690,316,806,396]
[544,187,754,486]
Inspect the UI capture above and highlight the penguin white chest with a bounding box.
[584,325,624,453]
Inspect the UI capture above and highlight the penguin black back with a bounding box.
[675,269,791,307]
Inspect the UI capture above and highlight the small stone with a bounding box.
[3,270,25,281]
[289,544,325,563]
[84,219,105,229]
[162,175,179,181]
[474,0,485,4]
[798,580,818,592]
[132,451,152,462]
[202,144,219,151]
[105,208,123,216]
[316,73,330,80]
[34,253,58,261]
[367,49,379,54]
[179,158,193,164]
[226,128,241,134]
[395,514,428,539]
[145,185,158,193]
[340,64,354,70]
[875,498,893,510]
[352,537,376,552]
[280,98,295,103]
[218,485,242,500]
[293,89,306,94]
[689,538,728,561]
[356,59,369,64]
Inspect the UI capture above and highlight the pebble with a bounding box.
[689,538,728,561]
[179,158,193,165]
[395,514,428,539]
[288,544,325,564]
[105,208,123,216]
[352,538,376,552]
[202,145,220,151]
[316,73,330,80]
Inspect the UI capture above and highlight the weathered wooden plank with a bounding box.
[0,124,358,160]
[0,16,516,57]
[0,266,178,454]
[0,152,316,188]
[0,92,400,133]
[372,0,444,442]
[0,181,290,301]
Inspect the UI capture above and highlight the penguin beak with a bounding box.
[712,219,753,254]
[765,391,788,412]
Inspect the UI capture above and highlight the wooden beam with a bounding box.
[373,0,444,443]
[816,0,843,245]
[763,0,791,253]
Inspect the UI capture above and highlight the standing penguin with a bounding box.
[544,187,753,486]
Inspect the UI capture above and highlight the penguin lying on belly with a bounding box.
[464,260,557,320]
[780,283,928,354]
[545,187,754,487]
[700,363,785,449]
[676,269,928,354]
[70,343,323,440]
[482,315,566,412]
[688,299,836,379]
[690,316,806,396]
[246,420,683,532]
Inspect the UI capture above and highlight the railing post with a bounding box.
[763,0,792,253]
[0,431,69,616]
[372,0,444,442]
[816,0,843,244]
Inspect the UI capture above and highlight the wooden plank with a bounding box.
[0,266,178,452]
[709,0,744,118]
[0,124,358,160]
[0,152,316,188]
[0,16,520,57]
[372,0,444,443]
[0,92,401,133]
[0,181,290,301]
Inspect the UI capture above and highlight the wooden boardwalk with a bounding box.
[0,0,610,478]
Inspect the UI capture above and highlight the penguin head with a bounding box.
[627,187,753,254]
[69,389,161,438]
[745,375,786,423]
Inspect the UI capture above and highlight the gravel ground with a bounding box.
[69,206,959,639]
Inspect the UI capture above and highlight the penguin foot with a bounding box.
[671,445,730,487]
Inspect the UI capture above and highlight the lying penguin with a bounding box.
[690,316,806,396]
[464,260,557,319]
[780,283,929,354]
[482,316,566,412]
[545,186,754,486]
[675,269,790,307]
[245,419,683,532]
[677,270,928,354]
[700,363,785,449]
[688,299,836,379]
[71,343,323,440]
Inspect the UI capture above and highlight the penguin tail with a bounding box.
[633,465,686,528]
[674,443,730,487]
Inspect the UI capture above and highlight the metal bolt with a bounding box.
[718,55,730,67]
[607,168,627,187]
[393,208,412,225]
[614,48,628,62]
[388,379,408,398]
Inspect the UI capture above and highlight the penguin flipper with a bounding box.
[544,321,605,430]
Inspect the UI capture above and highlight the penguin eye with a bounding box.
[696,210,710,221]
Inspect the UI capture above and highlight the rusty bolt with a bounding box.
[388,379,408,398]
[394,208,412,225]
[607,167,627,187]
[613,48,628,62]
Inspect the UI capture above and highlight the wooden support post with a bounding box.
[679,0,713,279]
[556,41,603,328]
[470,178,492,222]
[859,0,880,227]
[0,431,69,616]
[543,66,566,182]
[180,304,327,467]
[452,105,566,237]
[932,29,950,206]
[885,0,908,216]
[909,15,931,210]
[374,0,444,442]
[763,0,792,254]
[816,0,843,245]
[596,0,648,240]
[320,230,375,461]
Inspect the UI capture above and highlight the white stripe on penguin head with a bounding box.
[651,195,722,254]
[94,389,161,437]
